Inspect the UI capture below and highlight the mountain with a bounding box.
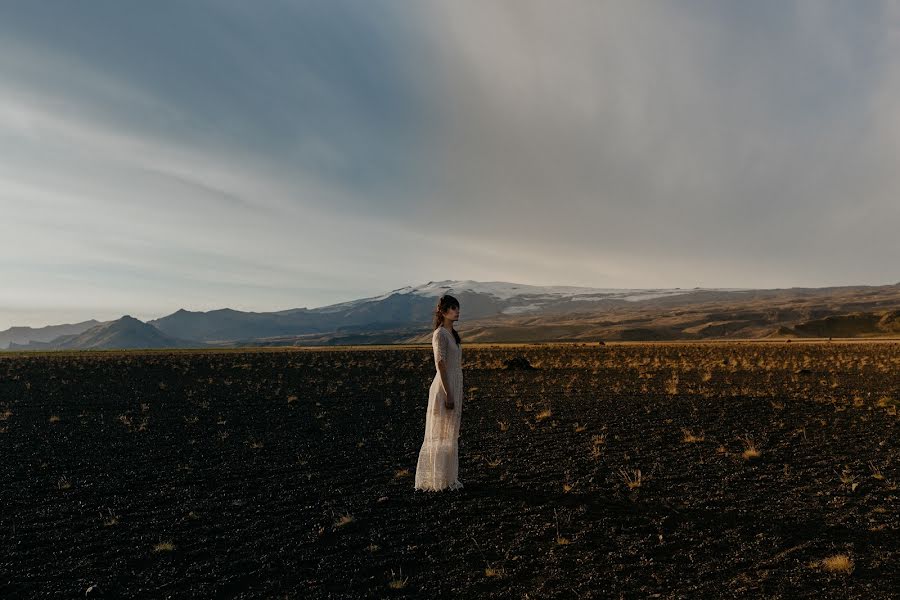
[150,280,744,343]
[6,280,900,351]
[448,285,900,343]
[150,279,900,346]
[0,320,103,349]
[8,316,202,351]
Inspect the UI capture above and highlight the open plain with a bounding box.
[1,341,898,598]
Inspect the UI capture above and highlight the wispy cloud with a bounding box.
[2,1,899,329]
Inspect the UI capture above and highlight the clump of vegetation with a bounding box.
[837,466,858,492]
[739,436,760,461]
[334,513,354,527]
[665,372,679,395]
[387,568,408,589]
[869,461,884,480]
[681,428,705,443]
[619,467,642,490]
[554,508,572,544]
[152,541,175,552]
[820,553,854,574]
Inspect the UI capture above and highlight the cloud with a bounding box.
[2,1,900,329]
[0,1,441,328]
[414,0,900,285]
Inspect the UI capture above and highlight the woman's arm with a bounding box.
[437,359,454,409]
[433,331,454,410]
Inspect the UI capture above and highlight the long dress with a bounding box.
[414,326,464,492]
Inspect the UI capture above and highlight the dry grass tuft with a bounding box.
[619,467,642,489]
[665,372,679,395]
[334,513,354,527]
[821,553,854,574]
[48,415,61,423]
[837,466,858,491]
[152,541,175,552]
[387,568,408,589]
[739,435,761,460]
[535,408,552,422]
[393,468,411,479]
[869,462,884,480]
[681,428,705,443]
[497,420,508,431]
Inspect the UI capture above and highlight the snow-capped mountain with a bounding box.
[9,280,900,350]
[327,280,746,315]
[143,279,744,343]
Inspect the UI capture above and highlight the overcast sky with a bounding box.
[2,1,899,329]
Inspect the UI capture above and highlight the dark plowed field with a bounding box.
[1,342,898,598]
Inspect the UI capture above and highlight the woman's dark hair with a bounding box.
[433,294,461,345]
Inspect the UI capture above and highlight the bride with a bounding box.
[414,294,464,492]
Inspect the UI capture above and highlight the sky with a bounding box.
[2,1,900,330]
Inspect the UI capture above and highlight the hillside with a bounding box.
[6,281,900,350]
[8,316,202,351]
[0,320,102,349]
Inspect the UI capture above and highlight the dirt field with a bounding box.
[1,342,898,598]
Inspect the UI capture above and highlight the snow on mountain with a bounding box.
[324,280,748,315]
[409,280,604,300]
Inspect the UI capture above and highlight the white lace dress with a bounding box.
[414,326,464,492]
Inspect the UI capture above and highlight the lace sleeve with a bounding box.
[433,329,448,365]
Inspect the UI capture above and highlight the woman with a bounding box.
[414,294,464,492]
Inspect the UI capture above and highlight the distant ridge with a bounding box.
[5,280,900,350]
[8,316,201,351]
[0,320,102,349]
